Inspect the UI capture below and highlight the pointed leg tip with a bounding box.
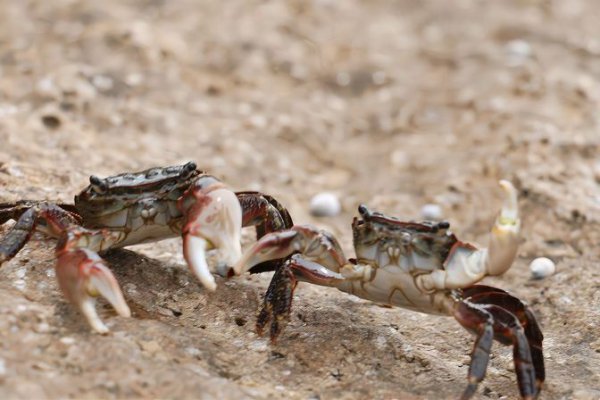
[460,383,478,400]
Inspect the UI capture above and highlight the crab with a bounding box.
[0,161,292,333]
[235,180,545,400]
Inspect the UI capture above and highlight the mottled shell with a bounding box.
[351,205,458,272]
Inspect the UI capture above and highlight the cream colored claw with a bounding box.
[487,180,520,276]
[416,180,521,292]
[181,183,243,290]
[183,235,217,291]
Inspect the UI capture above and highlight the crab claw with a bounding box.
[488,180,520,276]
[498,180,519,224]
[55,248,130,333]
[235,225,346,274]
[180,176,242,291]
[236,230,300,273]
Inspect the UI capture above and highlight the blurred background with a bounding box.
[0,0,599,399]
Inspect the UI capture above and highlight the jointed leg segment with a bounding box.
[455,285,544,399]
[256,255,347,342]
[0,202,81,264]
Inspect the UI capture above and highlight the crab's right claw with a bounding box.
[56,248,130,333]
[236,225,346,274]
[235,230,300,273]
[487,180,521,276]
[179,176,243,291]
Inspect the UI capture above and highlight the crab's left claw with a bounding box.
[179,176,242,291]
[487,180,520,276]
[56,247,130,333]
[418,181,521,292]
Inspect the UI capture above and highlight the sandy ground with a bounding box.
[1,0,600,399]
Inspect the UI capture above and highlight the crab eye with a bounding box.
[358,204,371,218]
[437,221,450,230]
[89,175,108,194]
[182,161,197,174]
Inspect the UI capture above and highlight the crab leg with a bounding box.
[0,203,81,265]
[236,192,294,273]
[0,207,37,265]
[236,192,293,239]
[462,285,545,394]
[235,225,347,275]
[455,300,537,400]
[256,255,346,342]
[454,304,495,400]
[178,177,242,291]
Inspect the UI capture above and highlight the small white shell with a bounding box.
[310,192,341,217]
[529,257,556,279]
[505,39,532,58]
[420,203,443,220]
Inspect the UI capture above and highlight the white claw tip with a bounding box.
[498,180,518,223]
[183,235,218,291]
[203,278,218,292]
[80,300,110,334]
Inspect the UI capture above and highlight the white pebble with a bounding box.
[91,75,114,91]
[529,257,556,279]
[60,337,76,345]
[310,192,341,217]
[184,347,201,357]
[7,165,23,177]
[336,72,351,87]
[12,279,26,291]
[420,204,443,220]
[505,39,532,58]
[125,73,143,86]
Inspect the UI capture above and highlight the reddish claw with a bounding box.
[56,230,130,333]
[179,176,242,291]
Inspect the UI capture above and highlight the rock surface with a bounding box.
[1,1,600,399]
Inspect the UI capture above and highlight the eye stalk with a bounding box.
[183,161,196,172]
[358,204,372,218]
[181,161,197,175]
[437,221,450,230]
[89,175,108,194]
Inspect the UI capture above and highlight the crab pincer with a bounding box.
[178,176,243,291]
[55,229,130,333]
[235,225,346,275]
